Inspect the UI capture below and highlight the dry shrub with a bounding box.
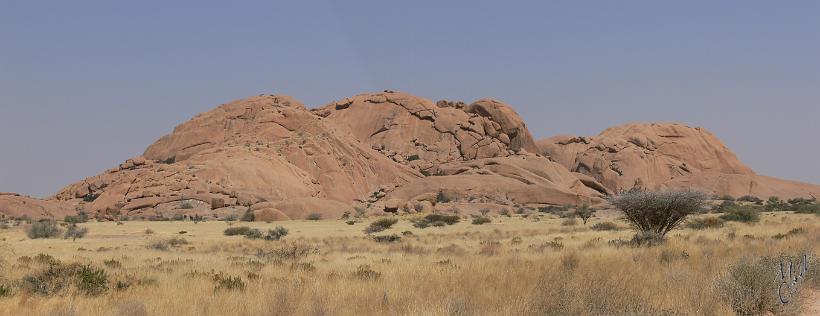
[685,217,725,229]
[610,190,706,239]
[590,221,619,231]
[21,262,108,296]
[27,220,62,239]
[717,256,781,315]
[147,237,188,251]
[364,218,398,234]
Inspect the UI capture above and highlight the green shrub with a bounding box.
[214,275,245,291]
[265,226,289,241]
[64,212,89,224]
[765,197,787,212]
[685,217,725,230]
[82,194,98,202]
[244,229,264,239]
[471,216,492,225]
[224,226,254,236]
[305,213,322,221]
[224,226,288,240]
[412,213,460,228]
[737,195,763,204]
[21,263,108,296]
[715,195,735,201]
[63,224,88,241]
[27,220,62,239]
[609,190,706,240]
[372,234,401,243]
[364,218,398,234]
[719,206,761,223]
[76,265,109,296]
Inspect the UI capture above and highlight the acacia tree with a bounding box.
[574,204,595,225]
[609,189,706,245]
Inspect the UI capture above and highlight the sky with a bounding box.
[1,1,819,197]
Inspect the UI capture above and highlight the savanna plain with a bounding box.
[0,205,818,316]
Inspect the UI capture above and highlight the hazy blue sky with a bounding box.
[2,1,819,197]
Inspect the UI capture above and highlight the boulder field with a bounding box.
[2,91,818,220]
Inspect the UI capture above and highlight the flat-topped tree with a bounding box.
[609,189,706,246]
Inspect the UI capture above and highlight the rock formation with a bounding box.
[52,95,419,220]
[3,93,819,221]
[316,91,602,209]
[538,122,820,199]
[0,192,75,220]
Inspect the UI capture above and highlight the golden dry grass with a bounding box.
[0,211,818,316]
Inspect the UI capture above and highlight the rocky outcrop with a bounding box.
[0,192,75,220]
[10,93,816,221]
[53,95,419,220]
[314,91,540,175]
[384,155,604,209]
[538,122,820,198]
[314,91,606,210]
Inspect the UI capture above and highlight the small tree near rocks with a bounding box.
[609,189,706,246]
[64,224,89,241]
[574,204,595,225]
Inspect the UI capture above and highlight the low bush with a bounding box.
[719,206,761,223]
[63,224,88,241]
[213,275,245,291]
[591,222,619,231]
[372,234,401,243]
[147,237,189,251]
[364,218,398,234]
[305,213,322,221]
[629,231,665,247]
[717,256,781,315]
[685,217,725,230]
[412,214,460,228]
[737,195,763,204]
[471,216,492,225]
[224,226,254,236]
[352,265,381,280]
[21,263,108,296]
[574,204,595,224]
[27,220,62,239]
[225,226,288,240]
[64,212,89,224]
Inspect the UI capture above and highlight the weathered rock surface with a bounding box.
[314,91,540,175]
[53,95,418,220]
[538,122,820,198]
[7,93,819,220]
[0,192,75,220]
[385,155,604,208]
